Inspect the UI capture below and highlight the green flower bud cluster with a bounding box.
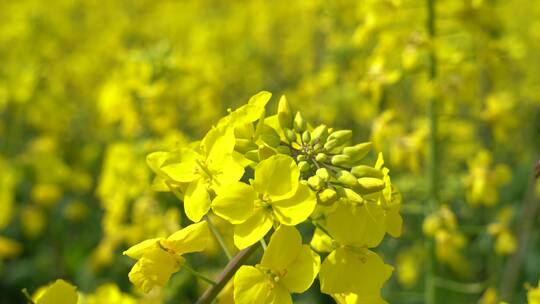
[273,96,387,206]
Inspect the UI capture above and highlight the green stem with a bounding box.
[500,160,540,301]
[205,215,232,261]
[434,277,488,294]
[21,288,35,304]
[183,263,217,285]
[259,238,267,251]
[425,0,438,303]
[196,244,259,304]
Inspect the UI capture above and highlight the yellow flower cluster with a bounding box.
[423,205,468,274]
[125,92,404,302]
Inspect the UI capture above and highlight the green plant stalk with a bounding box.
[205,215,233,261]
[259,238,267,251]
[183,262,218,285]
[425,0,438,303]
[500,161,540,301]
[196,244,259,304]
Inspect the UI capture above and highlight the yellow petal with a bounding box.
[212,182,256,224]
[385,206,402,238]
[146,151,169,174]
[123,238,163,259]
[217,91,272,129]
[160,149,200,183]
[234,211,272,249]
[326,202,386,248]
[332,292,388,304]
[271,283,293,304]
[261,225,302,272]
[34,279,78,304]
[184,179,211,222]
[272,183,316,225]
[281,245,320,293]
[319,248,392,297]
[162,222,210,255]
[203,127,236,164]
[212,155,245,193]
[128,246,184,293]
[234,266,273,304]
[253,155,299,200]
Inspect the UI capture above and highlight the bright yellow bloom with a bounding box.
[158,126,244,222]
[320,247,392,302]
[368,152,402,238]
[33,279,78,304]
[212,154,316,249]
[216,91,272,129]
[314,196,393,301]
[123,221,210,293]
[325,202,386,249]
[234,226,320,304]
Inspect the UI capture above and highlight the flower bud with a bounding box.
[351,165,383,178]
[308,175,323,191]
[297,155,307,162]
[316,168,330,182]
[336,170,358,187]
[311,124,328,143]
[275,145,291,155]
[327,130,352,146]
[331,154,352,167]
[336,187,364,203]
[324,139,339,151]
[284,128,297,143]
[356,177,385,194]
[318,188,337,205]
[277,95,293,129]
[298,161,310,172]
[235,138,258,154]
[302,131,311,144]
[343,142,372,161]
[315,153,328,162]
[293,112,307,133]
[313,143,323,151]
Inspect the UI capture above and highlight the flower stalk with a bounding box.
[196,244,259,304]
[425,0,438,303]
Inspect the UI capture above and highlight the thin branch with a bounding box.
[425,0,438,303]
[183,263,217,286]
[205,215,232,261]
[434,277,488,294]
[196,244,259,304]
[500,159,540,301]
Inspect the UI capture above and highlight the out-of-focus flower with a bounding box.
[463,150,511,207]
[32,279,78,304]
[487,207,517,256]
